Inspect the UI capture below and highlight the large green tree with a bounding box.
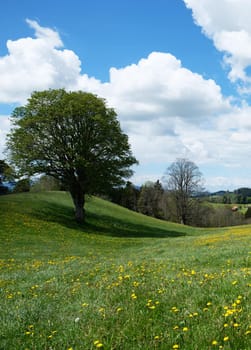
[7,89,138,222]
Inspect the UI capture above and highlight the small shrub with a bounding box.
[13,178,30,193]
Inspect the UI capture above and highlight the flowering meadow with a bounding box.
[0,192,251,349]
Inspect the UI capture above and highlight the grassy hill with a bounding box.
[0,192,251,349]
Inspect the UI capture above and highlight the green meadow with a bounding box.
[0,192,250,350]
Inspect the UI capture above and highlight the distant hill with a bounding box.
[0,191,201,238]
[234,187,251,197]
[210,190,229,196]
[210,188,251,197]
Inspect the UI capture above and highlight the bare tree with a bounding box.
[162,158,203,225]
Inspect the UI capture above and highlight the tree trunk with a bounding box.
[69,186,85,223]
[75,199,85,223]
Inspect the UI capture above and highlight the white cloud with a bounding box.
[183,0,251,85]
[26,19,63,47]
[99,52,230,121]
[0,19,82,103]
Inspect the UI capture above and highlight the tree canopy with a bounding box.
[7,89,138,222]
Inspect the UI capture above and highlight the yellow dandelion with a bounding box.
[212,340,218,345]
[223,336,229,342]
[131,293,137,300]
[149,305,156,310]
[94,340,103,348]
[173,345,179,349]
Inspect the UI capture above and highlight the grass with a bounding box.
[0,191,251,350]
[205,200,249,214]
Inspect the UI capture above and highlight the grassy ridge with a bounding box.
[0,192,251,349]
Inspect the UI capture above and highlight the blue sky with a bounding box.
[1,0,251,191]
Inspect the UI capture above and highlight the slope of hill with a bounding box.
[0,192,251,349]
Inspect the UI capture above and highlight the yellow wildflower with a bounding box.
[94,340,103,348]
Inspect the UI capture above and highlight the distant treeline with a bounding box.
[108,181,247,228]
[209,187,251,204]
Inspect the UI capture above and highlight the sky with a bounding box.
[2,0,251,191]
